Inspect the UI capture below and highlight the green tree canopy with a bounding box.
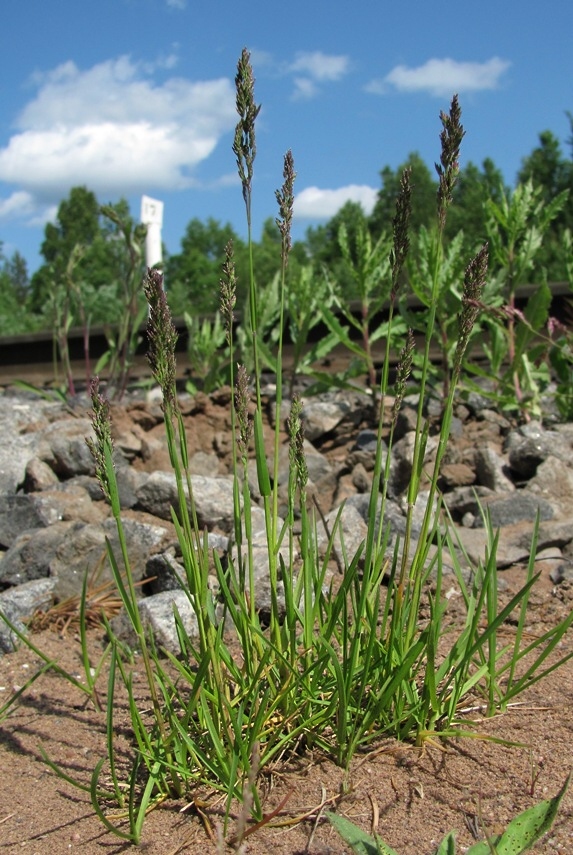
[518,126,573,278]
[165,217,249,316]
[29,186,140,320]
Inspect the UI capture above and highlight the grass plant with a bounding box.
[3,50,573,848]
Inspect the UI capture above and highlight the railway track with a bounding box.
[1,282,570,390]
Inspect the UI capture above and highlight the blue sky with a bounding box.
[1,0,572,277]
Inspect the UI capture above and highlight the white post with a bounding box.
[140,195,164,271]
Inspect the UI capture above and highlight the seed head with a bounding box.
[390,166,412,300]
[275,150,296,267]
[233,48,261,222]
[436,94,465,231]
[454,243,489,374]
[234,363,252,463]
[86,376,114,503]
[143,268,178,414]
[287,395,308,494]
[220,240,237,344]
[392,329,416,426]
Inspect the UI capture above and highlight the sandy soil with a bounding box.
[1,565,572,855]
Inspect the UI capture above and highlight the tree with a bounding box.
[0,243,34,335]
[518,128,573,279]
[29,186,138,321]
[369,152,437,238]
[166,217,249,316]
[305,201,371,294]
[446,158,507,254]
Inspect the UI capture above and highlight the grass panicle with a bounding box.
[436,93,465,231]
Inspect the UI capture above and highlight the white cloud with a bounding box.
[165,0,187,9]
[285,51,350,100]
[292,78,319,101]
[367,57,510,98]
[0,190,36,219]
[0,55,236,219]
[289,51,349,82]
[295,185,378,219]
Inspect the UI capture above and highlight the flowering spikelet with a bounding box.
[233,48,261,220]
[220,240,237,345]
[86,377,114,503]
[453,243,489,374]
[275,150,296,267]
[143,268,178,413]
[235,363,252,463]
[392,329,416,426]
[436,94,465,231]
[390,166,412,300]
[287,395,308,494]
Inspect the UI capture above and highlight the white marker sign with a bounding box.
[140,195,164,270]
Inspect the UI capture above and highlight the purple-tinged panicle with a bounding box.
[287,395,308,493]
[390,166,412,301]
[234,363,252,463]
[220,240,237,345]
[86,376,114,503]
[233,48,261,221]
[454,243,489,373]
[275,150,296,268]
[143,268,178,414]
[392,329,416,427]
[436,95,465,232]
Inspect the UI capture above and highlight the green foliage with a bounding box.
[184,311,230,393]
[518,125,573,279]
[165,217,249,315]
[405,226,468,393]
[284,263,338,392]
[327,773,570,854]
[0,243,34,336]
[315,217,406,392]
[370,152,437,241]
[97,204,148,397]
[467,180,568,417]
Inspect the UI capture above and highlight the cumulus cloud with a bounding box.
[366,57,510,98]
[295,185,378,219]
[0,190,36,219]
[289,51,349,82]
[0,55,236,219]
[286,51,350,100]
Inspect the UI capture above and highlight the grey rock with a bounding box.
[0,495,47,548]
[136,472,235,532]
[389,432,438,497]
[443,485,504,522]
[0,577,57,653]
[30,484,102,526]
[317,502,368,566]
[50,517,170,600]
[0,521,76,586]
[475,444,515,492]
[550,560,573,584]
[39,417,96,478]
[301,397,351,441]
[111,589,200,655]
[144,552,187,594]
[508,437,549,479]
[527,457,573,502]
[23,457,60,492]
[473,493,554,529]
